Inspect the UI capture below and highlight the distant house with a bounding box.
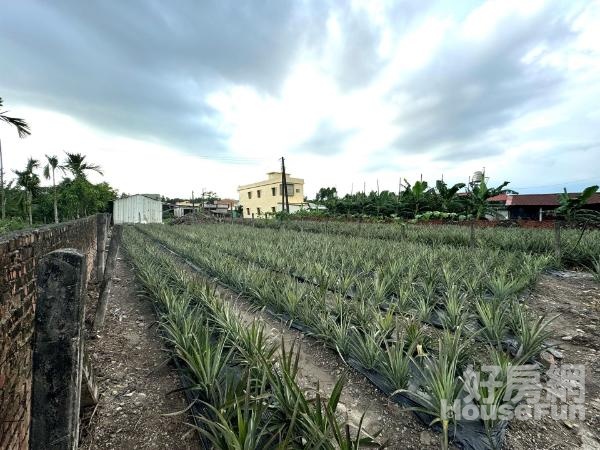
[486,194,510,220]
[113,194,163,224]
[218,198,239,210]
[238,172,305,218]
[287,202,327,214]
[487,193,600,220]
[171,198,239,218]
[173,201,197,218]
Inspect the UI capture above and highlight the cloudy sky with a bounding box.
[1,0,599,199]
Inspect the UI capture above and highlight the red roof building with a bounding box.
[487,193,600,220]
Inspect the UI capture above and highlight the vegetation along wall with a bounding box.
[0,216,97,450]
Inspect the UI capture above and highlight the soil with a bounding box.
[79,257,199,450]
[504,272,600,450]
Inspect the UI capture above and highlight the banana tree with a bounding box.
[402,179,433,216]
[556,185,599,222]
[468,180,511,220]
[556,185,600,255]
[435,180,466,212]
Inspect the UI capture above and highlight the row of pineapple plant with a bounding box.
[146,223,550,302]
[124,227,384,449]
[134,224,557,449]
[250,218,600,267]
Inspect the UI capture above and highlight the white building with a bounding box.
[113,194,163,224]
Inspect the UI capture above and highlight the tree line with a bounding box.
[312,179,513,220]
[1,97,116,232]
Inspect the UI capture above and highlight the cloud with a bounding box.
[298,119,356,155]
[390,1,583,160]
[0,1,318,154]
[1,0,599,200]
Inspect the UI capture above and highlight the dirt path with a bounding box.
[505,272,600,450]
[79,256,199,450]
[177,267,438,449]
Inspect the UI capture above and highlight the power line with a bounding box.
[192,154,271,164]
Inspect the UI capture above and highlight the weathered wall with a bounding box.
[0,216,96,450]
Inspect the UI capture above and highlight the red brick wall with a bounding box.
[0,216,96,450]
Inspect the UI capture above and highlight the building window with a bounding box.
[296,189,300,193]
[271,187,276,196]
[247,191,252,199]
[271,206,276,212]
[279,184,294,195]
[246,208,250,216]
[257,207,261,215]
[257,189,261,198]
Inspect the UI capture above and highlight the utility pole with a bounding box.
[397,176,401,216]
[281,157,289,213]
[191,190,194,210]
[280,158,285,212]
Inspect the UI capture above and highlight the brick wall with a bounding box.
[0,216,97,450]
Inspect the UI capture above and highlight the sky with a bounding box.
[1,0,599,199]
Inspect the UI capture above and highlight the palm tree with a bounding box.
[62,152,103,218]
[0,97,31,219]
[43,155,61,223]
[14,158,40,225]
[62,152,102,180]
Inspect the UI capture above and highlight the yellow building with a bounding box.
[238,172,305,218]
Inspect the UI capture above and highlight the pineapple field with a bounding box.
[122,222,600,450]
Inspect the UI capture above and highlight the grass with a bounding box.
[591,256,600,283]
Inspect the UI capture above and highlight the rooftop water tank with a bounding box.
[472,171,484,183]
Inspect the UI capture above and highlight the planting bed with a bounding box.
[121,222,599,449]
[249,220,600,268]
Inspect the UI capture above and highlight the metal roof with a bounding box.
[504,193,600,207]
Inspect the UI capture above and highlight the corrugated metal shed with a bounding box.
[113,194,163,224]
